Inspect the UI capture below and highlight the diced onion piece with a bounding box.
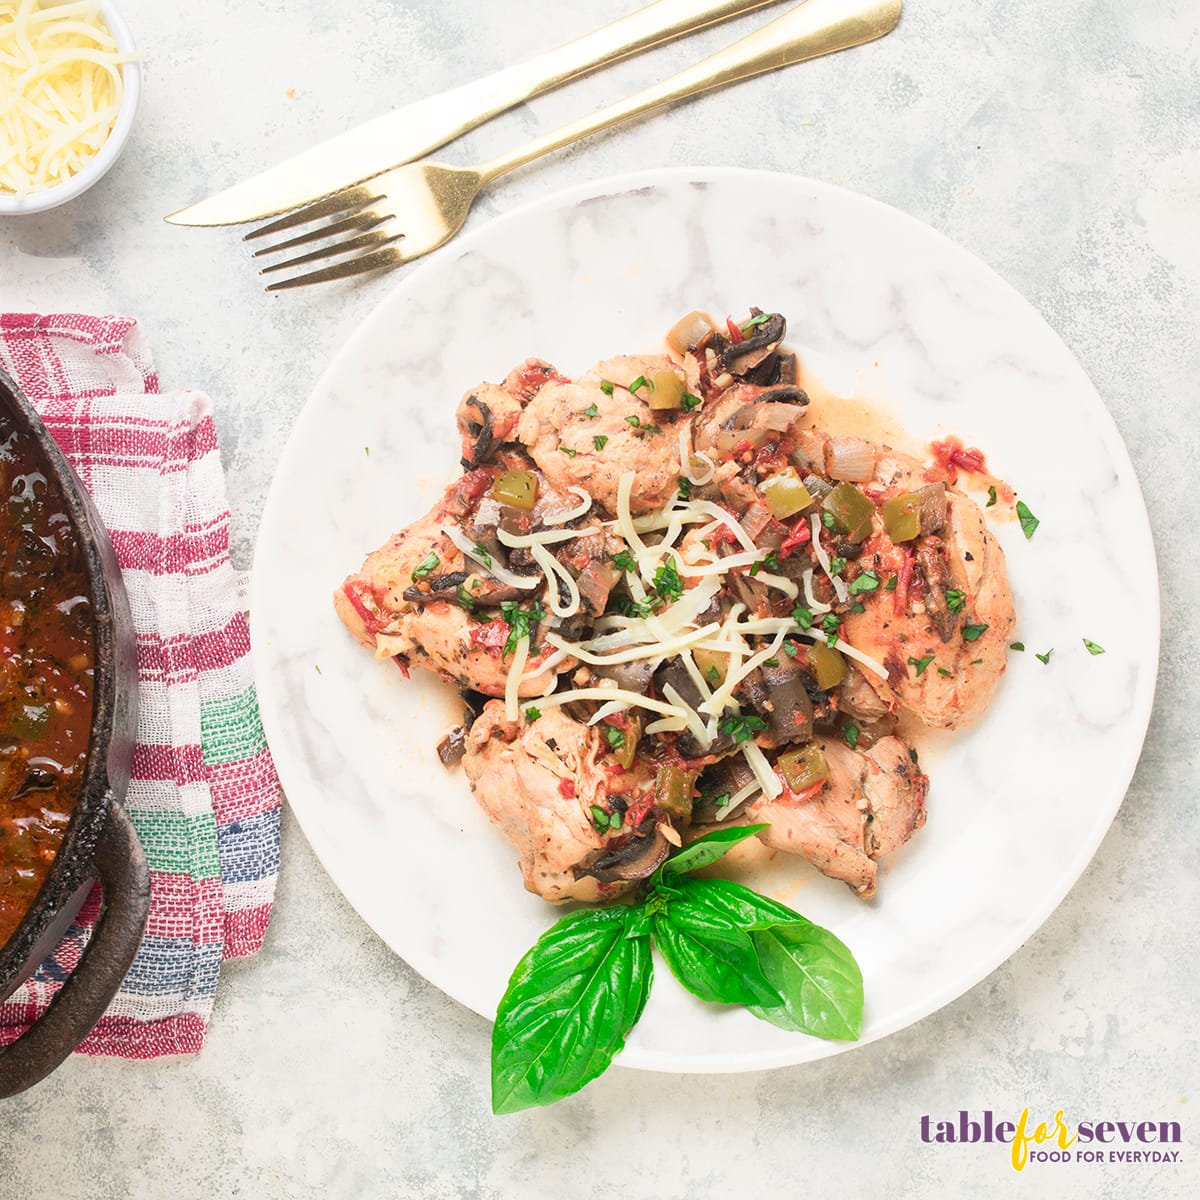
[809,513,849,603]
[827,436,876,482]
[542,487,592,526]
[666,310,714,356]
[504,635,530,721]
[441,525,541,590]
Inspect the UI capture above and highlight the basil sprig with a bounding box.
[492,825,864,1113]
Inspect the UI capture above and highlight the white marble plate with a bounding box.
[251,168,1158,1073]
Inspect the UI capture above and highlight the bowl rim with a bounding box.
[0,0,141,216]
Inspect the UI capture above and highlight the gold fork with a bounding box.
[250,0,902,291]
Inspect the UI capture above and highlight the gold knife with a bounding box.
[165,0,784,227]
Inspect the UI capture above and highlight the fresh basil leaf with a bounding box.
[748,921,863,1041]
[665,876,805,930]
[653,902,782,1008]
[492,906,651,1114]
[659,824,769,879]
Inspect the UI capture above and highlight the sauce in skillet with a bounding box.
[0,411,93,948]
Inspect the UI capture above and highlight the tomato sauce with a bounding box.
[0,412,94,947]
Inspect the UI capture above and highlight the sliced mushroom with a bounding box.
[740,656,814,746]
[718,311,787,379]
[916,535,959,642]
[917,482,948,535]
[459,393,496,468]
[576,826,671,883]
[402,569,469,604]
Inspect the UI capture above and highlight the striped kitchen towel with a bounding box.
[0,313,282,1058]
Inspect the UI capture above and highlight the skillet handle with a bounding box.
[0,803,150,1099]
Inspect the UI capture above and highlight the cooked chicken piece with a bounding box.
[334,473,566,697]
[456,382,523,469]
[463,702,662,903]
[515,355,685,515]
[842,453,1015,730]
[747,735,928,898]
[502,358,569,403]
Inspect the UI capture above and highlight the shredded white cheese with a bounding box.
[0,2,134,196]
[504,635,530,721]
[441,525,541,590]
[529,542,581,618]
[741,741,783,800]
[542,487,592,525]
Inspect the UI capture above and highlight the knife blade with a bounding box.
[165,0,782,227]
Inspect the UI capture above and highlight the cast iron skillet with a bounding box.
[0,366,148,1098]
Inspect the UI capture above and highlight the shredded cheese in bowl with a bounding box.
[0,0,140,210]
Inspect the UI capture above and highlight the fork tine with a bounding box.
[258,229,401,275]
[264,244,409,292]
[243,184,381,242]
[250,213,391,258]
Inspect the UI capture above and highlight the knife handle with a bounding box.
[485,0,784,105]
[479,0,902,184]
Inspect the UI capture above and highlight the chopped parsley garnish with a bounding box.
[851,602,866,613]
[314,664,322,675]
[560,446,577,458]
[1035,648,1053,665]
[625,415,643,428]
[741,312,775,331]
[604,726,626,750]
[610,810,624,831]
[612,594,655,618]
[677,476,692,501]
[1010,641,1025,652]
[681,392,703,413]
[945,588,966,613]
[629,375,649,394]
[821,511,836,530]
[1083,638,1105,656]
[593,435,608,451]
[524,706,541,721]
[1016,500,1039,539]
[821,613,840,642]
[583,403,600,418]
[908,655,934,677]
[599,380,615,396]
[969,657,983,666]
[410,550,440,581]
[937,667,952,677]
[830,556,847,577]
[590,805,614,833]
[711,793,732,813]
[961,623,989,642]
[499,600,546,656]
[762,551,782,572]
[613,551,637,572]
[885,576,898,591]
[986,485,997,507]
[720,712,768,744]
[848,570,880,595]
[652,560,684,604]
[706,665,720,684]
[364,446,370,457]
[791,604,814,631]
[472,542,493,568]
[763,658,780,668]
[783,640,799,658]
[455,583,476,613]
[843,724,860,750]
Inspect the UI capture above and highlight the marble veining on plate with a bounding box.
[250,168,1157,1074]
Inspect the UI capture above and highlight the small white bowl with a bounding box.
[0,0,141,216]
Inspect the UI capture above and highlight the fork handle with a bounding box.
[478,0,902,185]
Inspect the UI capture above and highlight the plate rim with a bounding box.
[250,165,1160,1074]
